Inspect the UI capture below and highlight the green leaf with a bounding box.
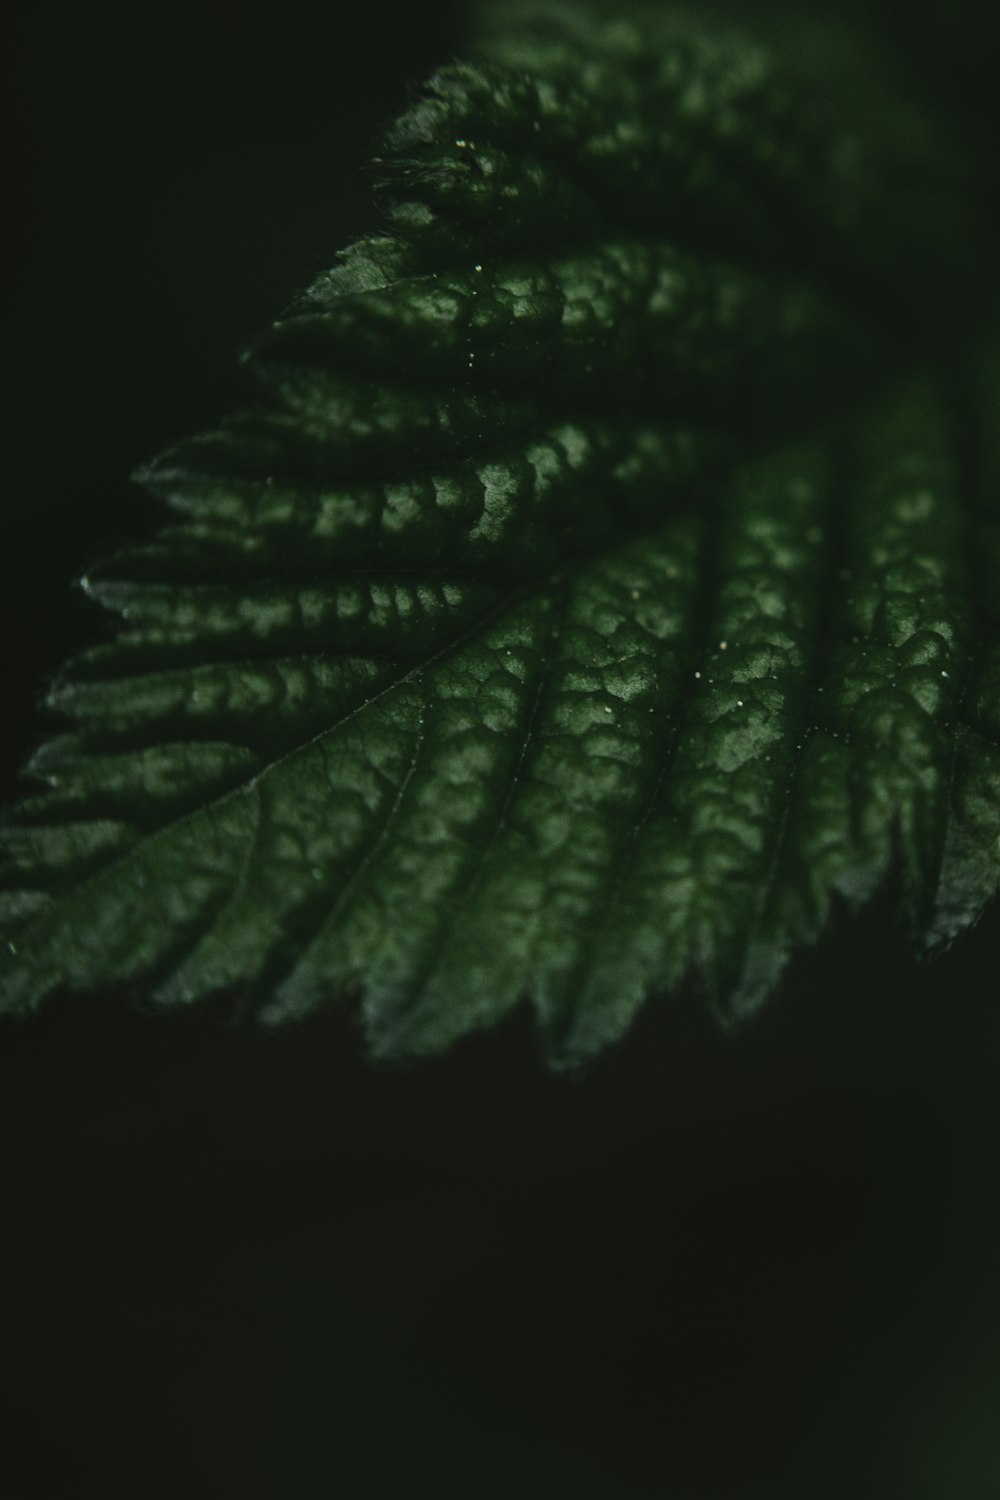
[2,4,998,1063]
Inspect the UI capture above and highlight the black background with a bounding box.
[4,3,1000,1496]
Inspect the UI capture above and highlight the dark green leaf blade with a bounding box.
[2,5,996,1063]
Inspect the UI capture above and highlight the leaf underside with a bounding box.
[3,3,999,1064]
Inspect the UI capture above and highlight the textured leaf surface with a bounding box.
[2,3,998,1062]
